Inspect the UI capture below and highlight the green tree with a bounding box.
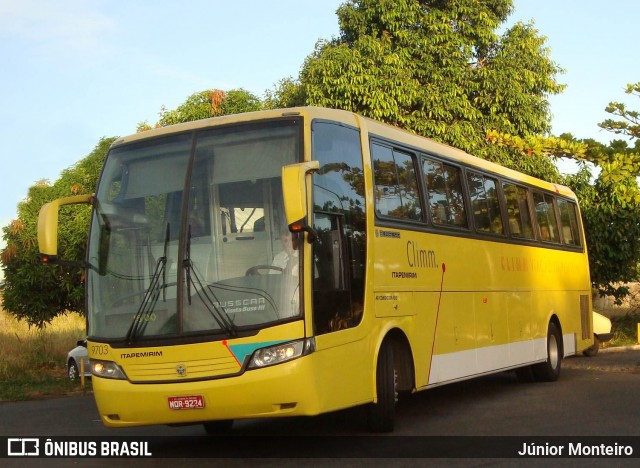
[491,83,640,301]
[137,88,263,130]
[221,88,263,115]
[600,83,640,140]
[575,168,640,302]
[300,0,563,181]
[1,138,116,327]
[264,77,307,109]
[297,0,639,300]
[570,84,640,301]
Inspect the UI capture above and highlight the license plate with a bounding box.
[168,395,205,410]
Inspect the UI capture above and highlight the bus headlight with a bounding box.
[248,338,315,369]
[90,359,127,380]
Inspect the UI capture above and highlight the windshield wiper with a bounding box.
[124,223,170,345]
[184,225,237,337]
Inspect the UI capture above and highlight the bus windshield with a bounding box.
[86,120,302,341]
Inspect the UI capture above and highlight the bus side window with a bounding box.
[422,157,468,228]
[557,198,581,246]
[533,192,560,243]
[467,172,504,235]
[372,143,422,221]
[503,183,534,239]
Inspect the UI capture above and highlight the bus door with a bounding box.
[312,211,352,333]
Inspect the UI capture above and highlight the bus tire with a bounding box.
[366,341,397,433]
[533,322,562,382]
[203,420,233,435]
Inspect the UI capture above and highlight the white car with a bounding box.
[66,340,91,381]
[583,311,613,357]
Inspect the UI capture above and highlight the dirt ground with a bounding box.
[565,345,640,373]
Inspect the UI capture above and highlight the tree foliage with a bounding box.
[574,84,640,301]
[492,83,640,301]
[297,0,639,299]
[600,83,640,140]
[137,88,263,131]
[577,171,640,302]
[300,0,564,181]
[1,138,116,327]
[263,77,306,109]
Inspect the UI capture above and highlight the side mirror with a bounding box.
[282,161,319,242]
[38,194,93,263]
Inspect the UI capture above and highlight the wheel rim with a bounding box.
[68,362,78,381]
[548,334,559,370]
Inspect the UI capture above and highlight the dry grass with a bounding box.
[610,312,640,347]
[0,300,87,401]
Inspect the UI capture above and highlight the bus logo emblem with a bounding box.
[176,364,187,377]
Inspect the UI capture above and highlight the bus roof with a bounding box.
[111,106,577,199]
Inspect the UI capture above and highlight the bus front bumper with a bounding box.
[92,356,322,427]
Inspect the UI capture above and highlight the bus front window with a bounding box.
[87,120,303,342]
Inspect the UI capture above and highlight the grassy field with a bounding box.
[0,303,89,401]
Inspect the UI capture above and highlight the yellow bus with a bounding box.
[38,107,592,433]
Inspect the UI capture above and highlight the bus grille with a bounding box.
[123,356,241,382]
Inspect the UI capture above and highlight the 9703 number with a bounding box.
[91,344,109,356]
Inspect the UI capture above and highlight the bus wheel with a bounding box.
[203,420,233,435]
[367,341,397,433]
[533,322,562,382]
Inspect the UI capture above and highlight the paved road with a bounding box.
[1,349,639,464]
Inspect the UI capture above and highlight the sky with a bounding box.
[1,0,640,280]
